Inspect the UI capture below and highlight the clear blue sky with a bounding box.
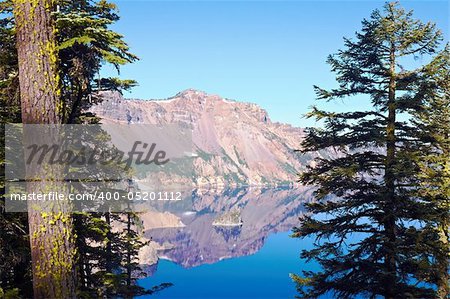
[105,0,449,127]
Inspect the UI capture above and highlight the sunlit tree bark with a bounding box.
[13,0,76,297]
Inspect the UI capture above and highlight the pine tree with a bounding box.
[53,2,144,296]
[99,180,171,298]
[1,0,146,297]
[73,210,152,298]
[54,0,138,123]
[292,2,443,298]
[413,45,450,298]
[119,211,150,298]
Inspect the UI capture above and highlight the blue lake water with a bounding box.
[139,232,319,299]
[136,187,322,299]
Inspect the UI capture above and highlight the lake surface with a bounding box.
[140,232,321,299]
[137,187,321,298]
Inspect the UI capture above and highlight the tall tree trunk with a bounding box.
[384,43,397,299]
[74,214,87,291]
[13,0,77,298]
[105,212,113,274]
[126,212,132,299]
[13,0,61,124]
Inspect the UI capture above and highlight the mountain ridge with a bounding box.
[90,89,321,187]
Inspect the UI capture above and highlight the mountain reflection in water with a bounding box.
[138,186,318,298]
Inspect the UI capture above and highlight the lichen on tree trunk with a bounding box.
[12,0,76,298]
[14,0,62,124]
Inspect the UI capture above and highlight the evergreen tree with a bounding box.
[413,45,450,298]
[99,180,172,298]
[1,0,156,297]
[73,210,157,298]
[292,2,443,298]
[0,0,138,124]
[120,211,150,298]
[54,0,138,123]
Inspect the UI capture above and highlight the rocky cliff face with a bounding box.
[90,89,320,186]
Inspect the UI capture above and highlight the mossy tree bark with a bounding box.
[13,0,76,298]
[14,0,62,124]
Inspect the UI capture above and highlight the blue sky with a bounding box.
[105,0,449,127]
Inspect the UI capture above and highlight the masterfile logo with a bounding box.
[4,124,193,212]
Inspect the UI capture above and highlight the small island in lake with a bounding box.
[212,210,243,227]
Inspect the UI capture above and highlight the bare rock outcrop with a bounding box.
[90,89,323,186]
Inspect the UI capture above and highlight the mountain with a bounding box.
[90,89,321,187]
